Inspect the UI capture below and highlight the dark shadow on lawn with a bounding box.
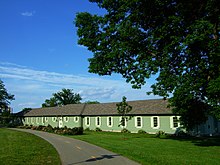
[69,154,120,165]
[162,135,220,147]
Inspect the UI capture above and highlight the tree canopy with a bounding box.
[75,0,220,129]
[0,79,14,111]
[42,89,82,107]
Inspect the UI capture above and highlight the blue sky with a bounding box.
[0,0,159,113]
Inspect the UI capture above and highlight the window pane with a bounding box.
[109,117,112,126]
[153,117,158,127]
[137,117,141,127]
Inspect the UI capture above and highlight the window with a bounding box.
[36,117,39,124]
[85,117,90,126]
[52,117,57,122]
[151,116,160,129]
[26,118,29,123]
[96,117,101,127]
[64,117,69,122]
[31,117,34,124]
[135,116,142,128]
[170,116,180,129]
[45,117,48,122]
[107,117,113,127]
[42,117,44,124]
[74,117,79,122]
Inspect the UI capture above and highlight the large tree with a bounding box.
[75,0,220,129]
[42,89,82,107]
[0,79,14,111]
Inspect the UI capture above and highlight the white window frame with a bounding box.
[151,116,160,129]
[42,117,45,124]
[85,117,90,126]
[36,117,39,124]
[31,117,34,124]
[107,116,113,127]
[26,117,29,124]
[119,117,127,128]
[74,116,79,122]
[96,116,101,127]
[52,117,57,122]
[170,116,180,129]
[64,116,69,122]
[135,116,142,128]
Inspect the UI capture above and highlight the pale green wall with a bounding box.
[82,115,180,134]
[23,116,82,128]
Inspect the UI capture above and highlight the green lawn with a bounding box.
[0,128,61,165]
[71,131,220,165]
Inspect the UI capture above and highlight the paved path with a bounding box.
[11,128,140,165]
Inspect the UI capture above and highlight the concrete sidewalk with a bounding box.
[11,128,140,165]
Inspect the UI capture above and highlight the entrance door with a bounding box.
[59,117,63,128]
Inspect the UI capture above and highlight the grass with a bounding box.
[0,128,61,165]
[71,131,220,165]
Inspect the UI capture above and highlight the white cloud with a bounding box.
[21,11,35,17]
[0,62,159,112]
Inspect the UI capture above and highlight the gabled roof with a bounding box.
[24,99,172,117]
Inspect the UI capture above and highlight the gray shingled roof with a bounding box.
[24,99,172,117]
[24,104,86,117]
[83,99,172,116]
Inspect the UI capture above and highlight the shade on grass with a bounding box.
[0,128,61,165]
[72,131,220,165]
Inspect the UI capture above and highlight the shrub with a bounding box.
[138,129,147,134]
[121,128,131,133]
[155,131,165,138]
[72,127,83,135]
[84,127,91,131]
[36,125,45,131]
[95,127,102,132]
[42,124,54,133]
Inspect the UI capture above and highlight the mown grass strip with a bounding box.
[71,131,220,165]
[0,128,61,165]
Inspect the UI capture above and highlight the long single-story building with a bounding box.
[21,99,220,135]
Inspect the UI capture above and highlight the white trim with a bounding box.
[107,116,113,127]
[41,117,45,124]
[64,116,69,122]
[135,116,142,128]
[96,116,101,127]
[119,117,127,128]
[52,117,57,122]
[85,117,90,126]
[31,117,34,124]
[170,116,180,129]
[36,117,39,124]
[74,116,79,122]
[151,116,160,129]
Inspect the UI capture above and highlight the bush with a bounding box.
[121,128,131,133]
[42,125,54,133]
[155,131,165,138]
[95,127,102,132]
[84,127,91,131]
[138,129,147,134]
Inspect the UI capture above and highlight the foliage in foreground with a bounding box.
[72,131,220,165]
[75,0,220,130]
[0,128,61,165]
